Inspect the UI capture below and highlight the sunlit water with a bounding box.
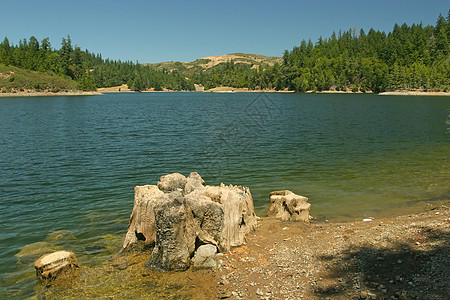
[0,92,448,297]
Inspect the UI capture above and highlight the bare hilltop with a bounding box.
[149,53,282,73]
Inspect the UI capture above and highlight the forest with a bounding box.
[195,12,449,92]
[0,12,448,93]
[0,36,194,92]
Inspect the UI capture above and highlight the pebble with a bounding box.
[360,291,376,299]
[256,288,264,296]
[216,290,232,299]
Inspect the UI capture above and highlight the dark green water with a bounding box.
[0,92,449,297]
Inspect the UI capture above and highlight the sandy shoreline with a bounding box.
[96,84,132,93]
[379,91,450,96]
[1,86,448,97]
[205,86,294,93]
[0,91,102,98]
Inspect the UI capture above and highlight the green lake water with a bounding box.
[0,92,449,297]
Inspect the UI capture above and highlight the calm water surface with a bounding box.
[0,92,449,297]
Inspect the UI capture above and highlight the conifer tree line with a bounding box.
[280,12,449,92]
[0,36,194,91]
[0,12,448,93]
[194,12,449,92]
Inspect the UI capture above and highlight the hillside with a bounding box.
[148,53,284,90]
[0,64,78,94]
[0,36,194,93]
[150,53,282,74]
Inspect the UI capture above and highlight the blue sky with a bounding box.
[1,0,448,63]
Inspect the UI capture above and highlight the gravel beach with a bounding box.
[215,202,449,299]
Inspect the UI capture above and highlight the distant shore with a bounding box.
[205,86,294,93]
[1,86,449,97]
[0,90,102,98]
[206,89,449,96]
[379,91,450,96]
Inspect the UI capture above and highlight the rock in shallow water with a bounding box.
[122,172,257,271]
[34,250,79,282]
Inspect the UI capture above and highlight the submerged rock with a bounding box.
[16,230,76,265]
[34,250,79,282]
[45,230,76,243]
[268,190,311,222]
[122,172,257,271]
[16,242,59,265]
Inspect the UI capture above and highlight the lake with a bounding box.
[0,92,449,297]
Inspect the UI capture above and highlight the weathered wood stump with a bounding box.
[122,172,257,271]
[268,190,311,222]
[34,250,79,282]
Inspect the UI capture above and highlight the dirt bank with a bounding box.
[216,202,449,299]
[96,84,132,93]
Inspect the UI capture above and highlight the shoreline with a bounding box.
[1,88,449,98]
[0,90,103,98]
[379,91,450,96]
[34,200,449,299]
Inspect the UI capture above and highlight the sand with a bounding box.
[96,84,132,93]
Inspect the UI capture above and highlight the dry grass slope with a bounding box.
[149,53,282,73]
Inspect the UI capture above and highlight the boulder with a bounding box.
[122,172,257,271]
[34,250,79,282]
[268,190,311,222]
[193,244,217,270]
